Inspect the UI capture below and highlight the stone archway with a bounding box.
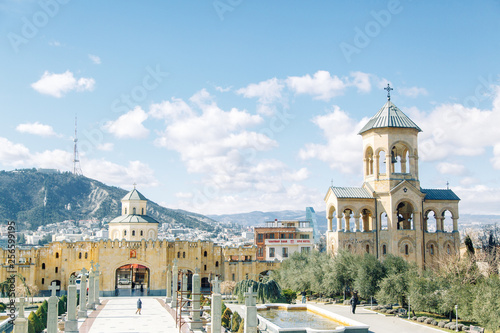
[115,264,150,296]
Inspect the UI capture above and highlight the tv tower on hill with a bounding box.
[73,116,83,176]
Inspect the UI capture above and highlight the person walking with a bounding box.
[350,293,358,314]
[136,298,142,315]
[301,291,306,304]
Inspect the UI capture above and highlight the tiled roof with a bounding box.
[122,189,148,201]
[358,100,422,134]
[110,215,159,224]
[331,187,374,199]
[421,188,460,201]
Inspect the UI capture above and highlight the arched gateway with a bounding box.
[115,264,150,296]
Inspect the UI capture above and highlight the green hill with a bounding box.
[0,168,214,231]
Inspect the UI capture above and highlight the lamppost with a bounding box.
[408,297,411,320]
[455,304,458,332]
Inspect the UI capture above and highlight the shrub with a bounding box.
[231,311,242,331]
[221,307,232,329]
[282,289,297,304]
[28,311,44,333]
[237,318,245,333]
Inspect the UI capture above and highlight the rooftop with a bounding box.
[121,188,148,201]
[330,187,374,199]
[358,100,422,135]
[421,188,460,201]
[109,215,159,224]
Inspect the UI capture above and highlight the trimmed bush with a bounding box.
[231,311,242,332]
[438,321,448,328]
[424,318,433,324]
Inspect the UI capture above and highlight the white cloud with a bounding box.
[454,185,500,214]
[97,143,114,151]
[0,137,31,167]
[491,143,500,169]
[215,86,232,92]
[399,86,428,98]
[103,107,149,139]
[49,41,60,47]
[299,106,364,173]
[31,70,95,98]
[0,137,71,169]
[236,78,285,115]
[88,54,101,64]
[436,162,467,176]
[84,159,158,188]
[286,71,347,101]
[149,97,193,120]
[16,122,59,137]
[349,71,372,93]
[411,86,500,162]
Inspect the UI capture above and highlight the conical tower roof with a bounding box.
[358,100,422,135]
[121,188,147,201]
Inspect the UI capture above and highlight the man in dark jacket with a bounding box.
[136,298,142,315]
[350,293,358,314]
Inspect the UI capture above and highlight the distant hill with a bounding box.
[209,210,329,231]
[0,169,215,231]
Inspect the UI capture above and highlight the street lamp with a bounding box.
[455,304,458,332]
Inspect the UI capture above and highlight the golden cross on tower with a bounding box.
[384,83,393,101]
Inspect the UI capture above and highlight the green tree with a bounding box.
[354,253,386,299]
[233,279,282,304]
[28,311,44,333]
[472,274,500,332]
[408,271,442,314]
[331,250,360,299]
[221,307,232,329]
[464,235,475,257]
[375,255,414,306]
[231,311,242,331]
[237,318,245,333]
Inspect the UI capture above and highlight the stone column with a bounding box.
[14,297,28,333]
[354,215,360,232]
[190,268,202,330]
[327,217,332,232]
[345,213,351,232]
[78,268,88,318]
[337,215,342,231]
[166,265,172,302]
[87,263,96,310]
[374,155,380,179]
[47,282,60,333]
[452,218,458,232]
[211,277,222,333]
[64,276,78,333]
[94,263,101,305]
[386,154,392,174]
[171,259,178,308]
[436,217,443,232]
[244,287,258,333]
[182,272,188,295]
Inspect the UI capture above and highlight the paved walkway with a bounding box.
[80,297,177,333]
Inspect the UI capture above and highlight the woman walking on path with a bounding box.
[136,298,142,315]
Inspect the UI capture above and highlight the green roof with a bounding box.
[421,188,460,201]
[110,215,159,224]
[122,189,147,201]
[358,100,422,135]
[331,187,374,199]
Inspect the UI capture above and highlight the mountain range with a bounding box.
[0,169,215,231]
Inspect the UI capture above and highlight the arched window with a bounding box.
[447,244,451,255]
[380,213,388,230]
[204,265,207,271]
[79,253,82,259]
[177,252,180,258]
[55,252,59,258]
[132,230,136,236]
[183,252,186,258]
[215,261,219,267]
[125,208,127,215]
[382,245,387,255]
[133,207,136,214]
[141,208,144,215]
[41,278,45,284]
[204,251,207,257]
[85,253,88,259]
[55,267,58,273]
[140,230,143,236]
[42,263,46,269]
[366,245,370,253]
[379,150,386,175]
[405,244,409,255]
[124,230,127,236]
[347,244,352,252]
[430,244,434,255]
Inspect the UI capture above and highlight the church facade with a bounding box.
[2,190,277,295]
[325,87,460,269]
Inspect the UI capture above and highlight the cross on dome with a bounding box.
[384,83,393,101]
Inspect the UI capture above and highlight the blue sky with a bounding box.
[1,0,500,215]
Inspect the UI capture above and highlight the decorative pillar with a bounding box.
[78,268,88,318]
[423,216,428,231]
[244,287,258,333]
[374,155,380,179]
[47,282,60,333]
[354,215,360,232]
[436,218,443,232]
[337,215,343,231]
[87,261,96,310]
[166,264,172,302]
[94,263,101,305]
[171,259,178,308]
[211,277,222,333]
[64,276,78,333]
[364,158,368,176]
[345,212,351,232]
[386,154,392,174]
[14,297,28,333]
[327,217,332,232]
[190,268,202,330]
[452,218,458,232]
